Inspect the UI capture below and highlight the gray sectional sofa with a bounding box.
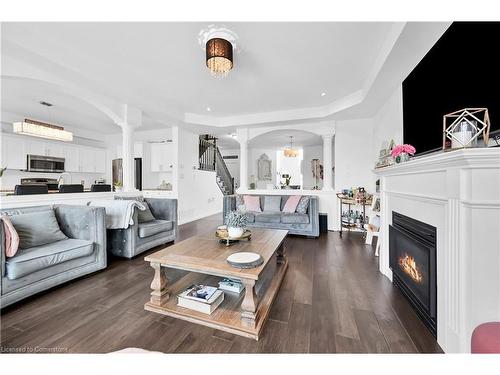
[107,198,177,259]
[1,205,107,308]
[223,194,319,237]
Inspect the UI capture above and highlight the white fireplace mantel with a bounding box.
[374,148,500,353]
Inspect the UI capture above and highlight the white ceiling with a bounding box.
[1,77,120,134]
[1,22,450,135]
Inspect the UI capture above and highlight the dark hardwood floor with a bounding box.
[0,214,442,353]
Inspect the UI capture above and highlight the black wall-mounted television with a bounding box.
[403,22,500,155]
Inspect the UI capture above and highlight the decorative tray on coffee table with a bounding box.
[215,226,252,246]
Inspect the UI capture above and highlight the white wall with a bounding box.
[249,147,278,189]
[334,118,375,192]
[176,127,223,224]
[276,149,303,186]
[372,85,404,164]
[302,145,323,190]
[246,143,329,190]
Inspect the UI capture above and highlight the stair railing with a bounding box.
[215,148,234,195]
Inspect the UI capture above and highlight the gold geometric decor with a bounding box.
[443,108,491,151]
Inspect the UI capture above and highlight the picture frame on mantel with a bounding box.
[257,153,272,181]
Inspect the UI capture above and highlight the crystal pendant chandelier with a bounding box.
[206,38,233,78]
[284,136,299,157]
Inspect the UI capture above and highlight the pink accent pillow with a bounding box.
[243,195,261,212]
[1,215,20,258]
[282,195,301,213]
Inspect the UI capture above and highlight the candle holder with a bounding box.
[443,108,491,151]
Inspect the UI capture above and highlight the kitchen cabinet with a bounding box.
[1,133,107,174]
[45,143,64,158]
[27,140,47,157]
[78,149,95,173]
[93,149,106,173]
[73,148,107,173]
[1,135,27,170]
[63,146,80,172]
[150,142,174,172]
[27,140,64,158]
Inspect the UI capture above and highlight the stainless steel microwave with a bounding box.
[26,154,65,173]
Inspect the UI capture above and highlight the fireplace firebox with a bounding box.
[390,212,437,337]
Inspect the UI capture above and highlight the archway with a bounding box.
[247,129,323,190]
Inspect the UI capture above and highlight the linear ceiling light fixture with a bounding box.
[13,118,73,142]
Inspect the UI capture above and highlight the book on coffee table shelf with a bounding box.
[177,285,224,314]
[218,278,245,294]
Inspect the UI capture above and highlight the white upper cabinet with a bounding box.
[63,145,80,172]
[45,143,65,158]
[1,135,27,170]
[27,140,47,156]
[79,148,96,173]
[150,142,174,172]
[93,149,106,173]
[26,140,64,158]
[1,133,107,174]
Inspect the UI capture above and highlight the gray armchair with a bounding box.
[1,205,107,308]
[107,198,177,259]
[223,194,319,237]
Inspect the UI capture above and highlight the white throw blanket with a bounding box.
[88,200,146,229]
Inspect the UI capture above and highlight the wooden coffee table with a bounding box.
[144,229,288,340]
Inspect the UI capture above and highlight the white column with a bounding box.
[122,124,135,191]
[239,140,248,190]
[322,134,333,191]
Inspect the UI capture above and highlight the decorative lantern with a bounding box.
[443,108,491,150]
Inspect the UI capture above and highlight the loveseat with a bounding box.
[1,205,107,308]
[107,198,177,258]
[223,194,319,237]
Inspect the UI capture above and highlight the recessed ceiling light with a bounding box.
[206,107,211,112]
[321,92,327,97]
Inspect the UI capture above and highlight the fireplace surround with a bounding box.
[375,148,500,352]
[390,212,437,336]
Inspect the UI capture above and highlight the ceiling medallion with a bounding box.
[284,136,299,158]
[199,25,239,79]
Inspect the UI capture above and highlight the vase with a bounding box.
[228,227,244,238]
[395,152,410,164]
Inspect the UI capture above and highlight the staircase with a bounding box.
[199,135,235,195]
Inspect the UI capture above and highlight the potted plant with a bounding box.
[391,144,416,164]
[224,210,249,238]
[113,181,123,192]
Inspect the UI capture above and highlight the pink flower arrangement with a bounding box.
[391,144,416,158]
